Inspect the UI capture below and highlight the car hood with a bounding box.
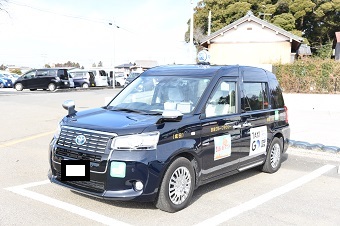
[63,108,160,135]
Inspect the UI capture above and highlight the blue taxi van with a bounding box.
[48,65,290,212]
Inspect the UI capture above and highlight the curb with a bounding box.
[289,140,340,153]
[55,86,122,93]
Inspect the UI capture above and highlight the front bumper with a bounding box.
[48,169,146,201]
[48,138,163,202]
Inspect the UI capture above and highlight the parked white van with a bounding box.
[87,68,108,86]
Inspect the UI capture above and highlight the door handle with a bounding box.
[233,124,242,129]
[242,122,252,127]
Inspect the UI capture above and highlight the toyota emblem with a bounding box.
[75,135,86,145]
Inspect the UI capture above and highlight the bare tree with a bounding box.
[0,0,8,13]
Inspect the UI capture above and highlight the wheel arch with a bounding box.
[271,132,284,152]
[162,150,201,188]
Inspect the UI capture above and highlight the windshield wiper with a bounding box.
[108,106,163,115]
[110,107,143,114]
[143,111,162,115]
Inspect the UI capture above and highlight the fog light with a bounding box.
[133,181,144,191]
[110,161,126,178]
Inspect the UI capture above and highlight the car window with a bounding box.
[36,70,48,76]
[48,69,58,76]
[205,81,237,117]
[70,72,85,79]
[242,82,269,112]
[268,79,284,109]
[99,70,107,77]
[23,71,36,79]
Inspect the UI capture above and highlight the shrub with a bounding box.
[274,58,340,93]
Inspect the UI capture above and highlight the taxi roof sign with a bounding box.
[197,50,210,63]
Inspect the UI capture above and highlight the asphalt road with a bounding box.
[0,88,340,225]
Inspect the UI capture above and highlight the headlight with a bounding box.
[54,122,61,139]
[111,131,160,150]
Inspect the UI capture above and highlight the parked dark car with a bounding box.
[48,65,290,212]
[0,74,13,88]
[14,68,71,91]
[68,70,95,88]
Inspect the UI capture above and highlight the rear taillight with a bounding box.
[284,105,288,123]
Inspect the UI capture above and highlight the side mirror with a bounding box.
[62,100,77,116]
[156,110,183,124]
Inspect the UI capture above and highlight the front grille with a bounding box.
[57,126,116,153]
[56,171,105,192]
[65,180,105,193]
[55,148,101,163]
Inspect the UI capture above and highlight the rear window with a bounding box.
[268,79,284,108]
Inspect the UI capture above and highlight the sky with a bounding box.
[0,0,198,68]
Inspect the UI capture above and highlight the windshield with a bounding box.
[108,75,211,114]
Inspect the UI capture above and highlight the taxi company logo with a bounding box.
[75,135,86,145]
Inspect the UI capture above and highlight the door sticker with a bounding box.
[249,126,267,156]
[214,134,231,161]
[275,110,279,121]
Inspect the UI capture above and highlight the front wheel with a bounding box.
[261,137,283,173]
[155,157,195,213]
[48,83,56,92]
[15,83,23,91]
[82,83,89,88]
[0,83,4,88]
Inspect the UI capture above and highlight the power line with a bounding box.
[7,0,133,32]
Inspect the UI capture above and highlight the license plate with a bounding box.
[60,160,90,181]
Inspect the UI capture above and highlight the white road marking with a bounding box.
[195,164,335,226]
[8,180,50,189]
[5,181,132,226]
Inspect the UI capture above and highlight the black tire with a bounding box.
[261,137,283,173]
[15,83,23,91]
[155,157,195,213]
[48,83,56,91]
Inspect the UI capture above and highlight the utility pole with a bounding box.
[109,19,118,89]
[189,0,195,63]
[208,10,211,36]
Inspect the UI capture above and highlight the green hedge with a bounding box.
[274,59,340,93]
